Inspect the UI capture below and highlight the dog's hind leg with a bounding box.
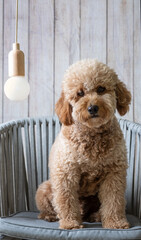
[87,210,101,222]
[35,180,58,222]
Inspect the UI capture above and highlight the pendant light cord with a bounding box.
[15,0,18,43]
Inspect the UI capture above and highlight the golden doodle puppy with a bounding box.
[36,59,131,229]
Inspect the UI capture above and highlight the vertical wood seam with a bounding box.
[106,0,108,64]
[140,0,141,29]
[133,0,135,122]
[53,0,55,114]
[28,0,30,117]
[79,0,81,60]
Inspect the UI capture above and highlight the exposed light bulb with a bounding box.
[4,1,30,101]
[4,43,30,101]
[4,76,30,101]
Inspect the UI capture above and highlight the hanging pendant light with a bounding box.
[4,0,30,101]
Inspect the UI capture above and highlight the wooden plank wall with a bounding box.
[55,0,80,103]
[3,0,28,122]
[0,0,140,123]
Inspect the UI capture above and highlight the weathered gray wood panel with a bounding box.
[108,0,134,121]
[29,0,54,117]
[81,0,107,63]
[55,0,80,103]
[3,0,28,122]
[133,0,141,123]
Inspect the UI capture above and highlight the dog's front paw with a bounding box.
[103,218,130,229]
[59,219,83,229]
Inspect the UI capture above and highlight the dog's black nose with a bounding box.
[88,105,99,115]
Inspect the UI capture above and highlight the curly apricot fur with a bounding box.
[36,59,131,229]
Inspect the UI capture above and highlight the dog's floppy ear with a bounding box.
[55,92,73,125]
[115,80,131,116]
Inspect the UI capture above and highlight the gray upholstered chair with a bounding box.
[0,116,141,240]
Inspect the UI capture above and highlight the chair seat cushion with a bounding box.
[0,212,141,240]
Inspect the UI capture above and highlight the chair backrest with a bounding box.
[118,119,141,218]
[0,116,61,216]
[0,116,141,218]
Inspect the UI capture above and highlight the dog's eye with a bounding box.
[77,90,84,97]
[97,86,106,94]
